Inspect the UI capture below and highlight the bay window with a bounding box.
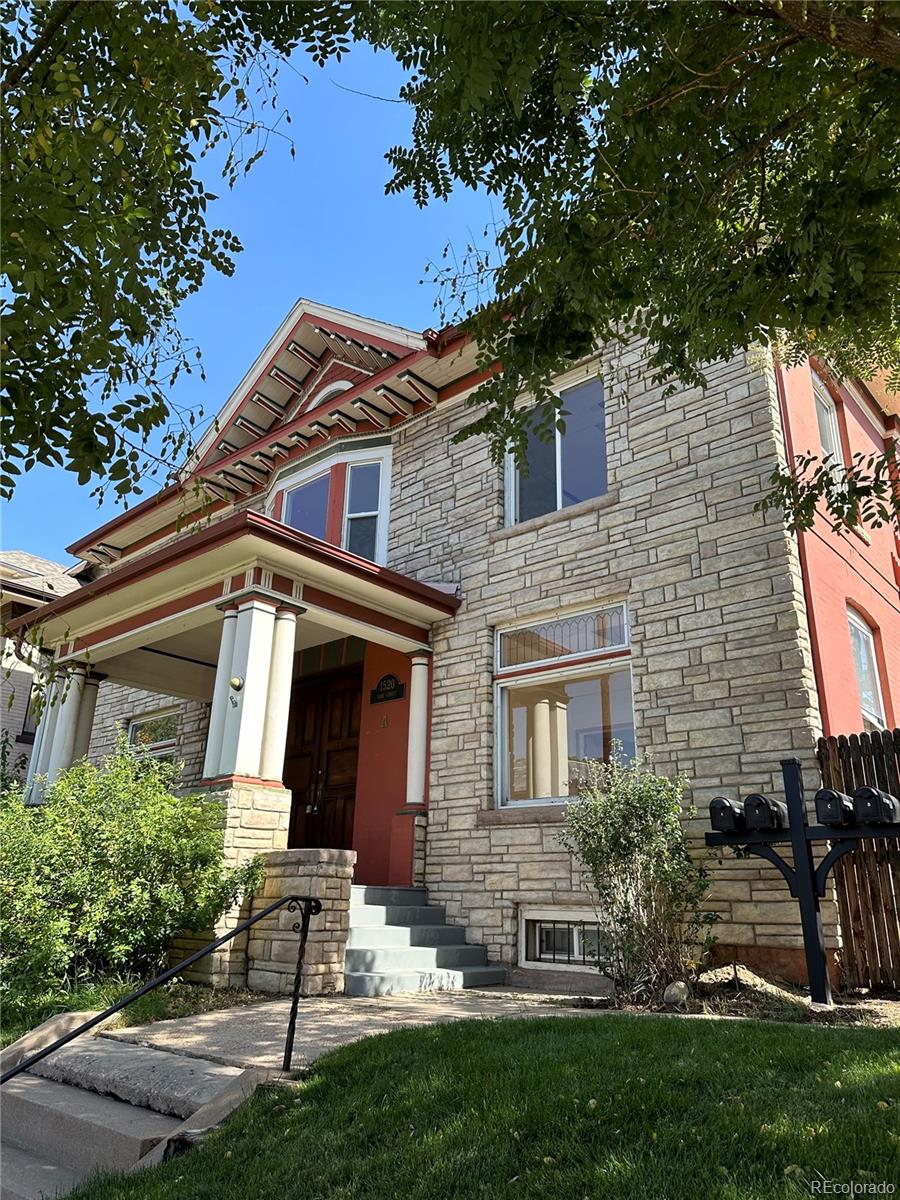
[275,445,391,564]
[495,603,635,806]
[507,376,607,524]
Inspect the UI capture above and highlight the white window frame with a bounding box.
[269,444,392,565]
[494,603,635,809]
[813,373,844,471]
[504,372,605,526]
[342,458,390,565]
[127,708,180,759]
[847,608,886,729]
[518,906,606,974]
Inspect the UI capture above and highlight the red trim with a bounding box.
[494,646,631,683]
[70,582,227,652]
[774,361,831,735]
[11,511,459,638]
[66,481,184,556]
[272,490,284,522]
[325,462,347,545]
[438,363,501,404]
[303,585,430,643]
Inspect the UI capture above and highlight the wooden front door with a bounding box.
[283,667,362,850]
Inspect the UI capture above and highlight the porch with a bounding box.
[18,511,459,892]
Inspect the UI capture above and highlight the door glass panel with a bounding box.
[559,378,606,507]
[284,473,329,539]
[347,462,381,514]
[516,420,557,522]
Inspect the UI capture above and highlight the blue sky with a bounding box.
[2,46,496,566]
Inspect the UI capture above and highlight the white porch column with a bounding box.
[24,681,54,791]
[72,674,101,763]
[405,653,431,807]
[259,606,299,783]
[219,599,277,779]
[45,666,86,785]
[531,695,553,799]
[203,607,239,780]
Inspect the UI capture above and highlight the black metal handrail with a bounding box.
[1,893,322,1085]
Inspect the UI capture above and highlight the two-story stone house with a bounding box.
[17,299,899,993]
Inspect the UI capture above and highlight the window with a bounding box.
[128,711,179,761]
[275,445,390,564]
[519,908,607,973]
[18,686,38,743]
[508,377,607,524]
[813,373,844,473]
[344,462,381,561]
[495,604,635,806]
[283,472,330,541]
[848,609,886,731]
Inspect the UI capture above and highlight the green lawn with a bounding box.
[71,1015,899,1200]
[1,978,266,1049]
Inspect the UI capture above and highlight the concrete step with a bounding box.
[345,944,487,973]
[349,903,446,927]
[0,1143,89,1200]
[30,1036,244,1119]
[344,965,506,997]
[1,1075,180,1173]
[350,886,428,907]
[346,922,467,949]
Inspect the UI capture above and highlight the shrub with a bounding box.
[560,754,717,1003]
[0,739,260,1000]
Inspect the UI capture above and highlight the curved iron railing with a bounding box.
[1,893,322,1085]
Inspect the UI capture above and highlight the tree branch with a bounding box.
[2,0,80,93]
[741,0,900,70]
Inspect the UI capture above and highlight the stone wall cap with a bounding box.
[262,848,357,867]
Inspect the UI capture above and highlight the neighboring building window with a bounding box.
[507,376,607,524]
[495,603,635,806]
[128,711,179,761]
[275,445,391,564]
[847,609,886,731]
[18,686,38,743]
[813,373,844,472]
[519,908,606,973]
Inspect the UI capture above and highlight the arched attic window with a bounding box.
[306,380,353,412]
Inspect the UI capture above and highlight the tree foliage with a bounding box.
[2,1,898,530]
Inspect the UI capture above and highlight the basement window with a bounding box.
[519,908,606,973]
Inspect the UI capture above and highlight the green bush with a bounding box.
[560,753,718,1003]
[0,740,260,1001]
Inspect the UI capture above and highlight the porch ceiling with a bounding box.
[10,513,460,672]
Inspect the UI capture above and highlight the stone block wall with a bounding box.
[89,683,209,789]
[387,343,831,978]
[246,848,356,995]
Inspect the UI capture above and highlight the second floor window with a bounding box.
[847,609,886,731]
[507,377,607,524]
[277,446,391,565]
[813,373,844,474]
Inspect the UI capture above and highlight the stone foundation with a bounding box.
[247,848,356,995]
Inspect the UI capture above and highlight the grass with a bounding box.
[69,1014,899,1200]
[1,977,267,1049]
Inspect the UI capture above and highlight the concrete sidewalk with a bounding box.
[104,990,597,1072]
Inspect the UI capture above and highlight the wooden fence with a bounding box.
[815,728,900,991]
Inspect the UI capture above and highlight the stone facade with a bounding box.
[88,683,209,789]
[388,344,832,972]
[247,848,355,995]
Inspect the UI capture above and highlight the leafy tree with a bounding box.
[3,1,898,529]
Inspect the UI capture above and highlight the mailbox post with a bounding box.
[706,758,900,1006]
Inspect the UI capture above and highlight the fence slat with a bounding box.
[815,728,900,993]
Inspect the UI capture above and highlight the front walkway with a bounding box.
[104,991,598,1072]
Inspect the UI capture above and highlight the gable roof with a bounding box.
[0,551,81,610]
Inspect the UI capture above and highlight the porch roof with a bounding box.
[10,512,460,676]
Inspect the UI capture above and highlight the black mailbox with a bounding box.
[814,788,855,827]
[852,786,900,825]
[710,796,746,833]
[744,793,788,830]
